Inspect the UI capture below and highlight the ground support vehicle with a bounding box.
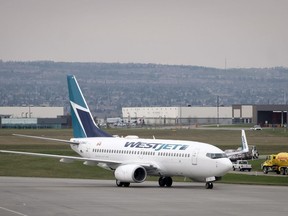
[232,160,252,172]
[261,152,288,175]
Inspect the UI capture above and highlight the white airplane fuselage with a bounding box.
[70,137,232,182]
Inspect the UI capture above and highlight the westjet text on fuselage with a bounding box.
[124,142,189,151]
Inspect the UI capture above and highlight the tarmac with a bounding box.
[0,177,288,216]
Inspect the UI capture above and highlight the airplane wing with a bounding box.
[0,149,116,163]
[1,134,160,172]
[226,130,249,157]
[0,149,160,175]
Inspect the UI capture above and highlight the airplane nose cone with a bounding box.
[217,158,233,175]
[225,159,233,171]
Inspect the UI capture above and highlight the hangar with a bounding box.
[232,105,288,127]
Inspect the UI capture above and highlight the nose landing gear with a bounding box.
[205,182,213,189]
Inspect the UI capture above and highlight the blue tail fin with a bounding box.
[67,75,112,138]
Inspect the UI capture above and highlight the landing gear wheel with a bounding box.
[158,177,173,187]
[158,177,165,187]
[165,177,173,187]
[116,180,123,187]
[263,166,268,174]
[123,182,130,187]
[116,180,130,187]
[205,182,213,189]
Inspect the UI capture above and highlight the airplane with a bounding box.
[224,129,259,162]
[225,131,259,162]
[0,75,249,189]
[225,145,259,162]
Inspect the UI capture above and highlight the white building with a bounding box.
[122,106,232,125]
[0,106,65,128]
[0,106,64,118]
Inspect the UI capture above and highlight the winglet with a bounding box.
[67,75,112,138]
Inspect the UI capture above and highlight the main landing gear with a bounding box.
[205,182,213,189]
[116,180,130,187]
[158,176,173,187]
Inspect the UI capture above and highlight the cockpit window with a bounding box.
[206,153,227,159]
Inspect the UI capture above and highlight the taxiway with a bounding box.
[0,177,287,216]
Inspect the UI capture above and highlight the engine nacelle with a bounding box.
[114,164,147,183]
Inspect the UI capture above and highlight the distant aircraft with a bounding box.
[224,129,260,162]
[0,75,249,189]
[226,144,259,162]
[225,129,250,160]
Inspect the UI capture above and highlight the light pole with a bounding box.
[217,96,219,127]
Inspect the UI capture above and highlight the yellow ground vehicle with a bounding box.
[261,152,288,175]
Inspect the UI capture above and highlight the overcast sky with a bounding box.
[0,0,287,68]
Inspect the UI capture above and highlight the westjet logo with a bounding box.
[124,142,188,151]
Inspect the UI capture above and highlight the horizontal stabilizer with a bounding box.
[13,134,79,145]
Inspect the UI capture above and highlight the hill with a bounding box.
[0,61,287,117]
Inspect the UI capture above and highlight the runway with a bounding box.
[0,177,287,216]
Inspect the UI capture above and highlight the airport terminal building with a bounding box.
[122,105,288,127]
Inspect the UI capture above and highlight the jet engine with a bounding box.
[114,164,147,183]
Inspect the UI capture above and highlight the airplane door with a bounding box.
[191,148,199,165]
[85,146,91,157]
[84,143,93,158]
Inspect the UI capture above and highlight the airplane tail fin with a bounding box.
[67,75,112,138]
[226,129,249,158]
[241,129,249,153]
